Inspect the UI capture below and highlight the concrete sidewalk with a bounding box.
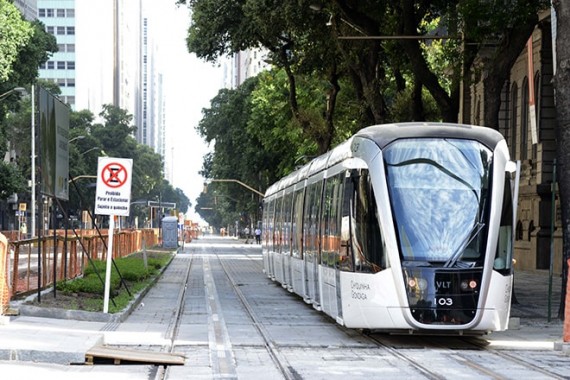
[0,253,568,365]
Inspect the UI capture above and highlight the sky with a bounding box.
[151,4,224,224]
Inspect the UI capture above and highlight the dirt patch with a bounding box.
[25,291,103,311]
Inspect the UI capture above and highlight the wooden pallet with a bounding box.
[85,345,185,365]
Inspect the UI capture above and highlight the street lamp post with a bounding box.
[68,135,85,143]
[203,179,265,197]
[0,87,26,101]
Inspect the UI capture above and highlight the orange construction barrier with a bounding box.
[562,259,570,343]
[0,233,9,315]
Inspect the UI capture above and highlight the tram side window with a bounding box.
[303,182,323,257]
[282,192,293,256]
[262,200,270,247]
[291,189,304,259]
[342,169,385,273]
[321,174,344,268]
[494,177,514,274]
[265,199,275,249]
[274,197,284,253]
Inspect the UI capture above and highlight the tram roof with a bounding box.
[264,122,504,198]
[355,122,504,150]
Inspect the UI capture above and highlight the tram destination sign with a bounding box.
[94,157,133,216]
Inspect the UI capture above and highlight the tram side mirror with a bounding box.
[505,161,517,180]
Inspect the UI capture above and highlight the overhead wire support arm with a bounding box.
[205,179,265,197]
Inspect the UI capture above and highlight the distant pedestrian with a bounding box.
[20,222,27,239]
[255,227,261,244]
[244,227,250,243]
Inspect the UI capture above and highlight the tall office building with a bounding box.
[37,0,76,108]
[29,1,166,179]
[222,48,270,89]
[13,0,37,21]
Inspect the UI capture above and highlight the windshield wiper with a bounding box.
[444,222,485,268]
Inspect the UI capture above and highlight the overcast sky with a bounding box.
[152,3,224,224]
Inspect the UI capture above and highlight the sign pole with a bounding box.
[95,156,133,314]
[103,215,115,313]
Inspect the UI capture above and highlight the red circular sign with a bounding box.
[101,162,128,188]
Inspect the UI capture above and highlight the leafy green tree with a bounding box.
[0,0,33,82]
[183,0,356,153]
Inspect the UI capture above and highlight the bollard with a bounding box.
[0,233,9,315]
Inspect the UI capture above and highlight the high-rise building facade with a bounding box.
[13,0,37,21]
[36,1,163,158]
[37,0,76,108]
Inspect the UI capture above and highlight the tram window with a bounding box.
[265,199,275,249]
[341,169,385,273]
[274,197,284,253]
[282,192,293,256]
[321,174,343,268]
[291,189,304,259]
[495,177,514,274]
[303,182,323,258]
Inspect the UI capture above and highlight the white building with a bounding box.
[13,0,37,21]
[223,48,271,89]
[36,1,164,159]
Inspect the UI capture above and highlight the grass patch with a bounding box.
[29,249,174,313]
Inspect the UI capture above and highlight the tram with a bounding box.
[261,122,520,334]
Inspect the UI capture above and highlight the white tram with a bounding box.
[261,122,520,334]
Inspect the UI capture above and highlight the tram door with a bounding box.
[304,180,323,308]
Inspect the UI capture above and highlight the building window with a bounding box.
[57,61,66,70]
[46,9,54,17]
[509,83,518,159]
[57,9,65,17]
[47,26,54,34]
[58,44,66,52]
[66,9,75,17]
[47,61,54,69]
[39,62,46,69]
[67,27,75,35]
[57,79,66,87]
[67,61,75,70]
[57,26,65,35]
[39,9,46,17]
[533,71,541,158]
[67,44,75,52]
[67,79,75,87]
[521,77,529,161]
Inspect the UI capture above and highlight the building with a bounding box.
[36,0,164,156]
[37,0,76,108]
[223,48,271,89]
[13,0,37,21]
[464,9,560,273]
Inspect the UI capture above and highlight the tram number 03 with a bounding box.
[435,297,453,306]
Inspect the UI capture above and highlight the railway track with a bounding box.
[148,240,567,379]
[365,332,567,380]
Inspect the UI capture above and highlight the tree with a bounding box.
[553,0,570,322]
[0,0,33,82]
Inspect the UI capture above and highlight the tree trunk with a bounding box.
[553,0,570,322]
[481,14,538,129]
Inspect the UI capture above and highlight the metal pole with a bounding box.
[548,159,557,322]
[31,84,36,237]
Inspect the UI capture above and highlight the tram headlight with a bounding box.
[407,278,428,291]
[460,279,478,291]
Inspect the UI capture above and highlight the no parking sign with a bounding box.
[94,156,133,313]
[95,157,133,216]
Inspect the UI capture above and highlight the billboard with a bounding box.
[38,86,70,200]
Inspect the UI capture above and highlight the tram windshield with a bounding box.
[384,138,491,265]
